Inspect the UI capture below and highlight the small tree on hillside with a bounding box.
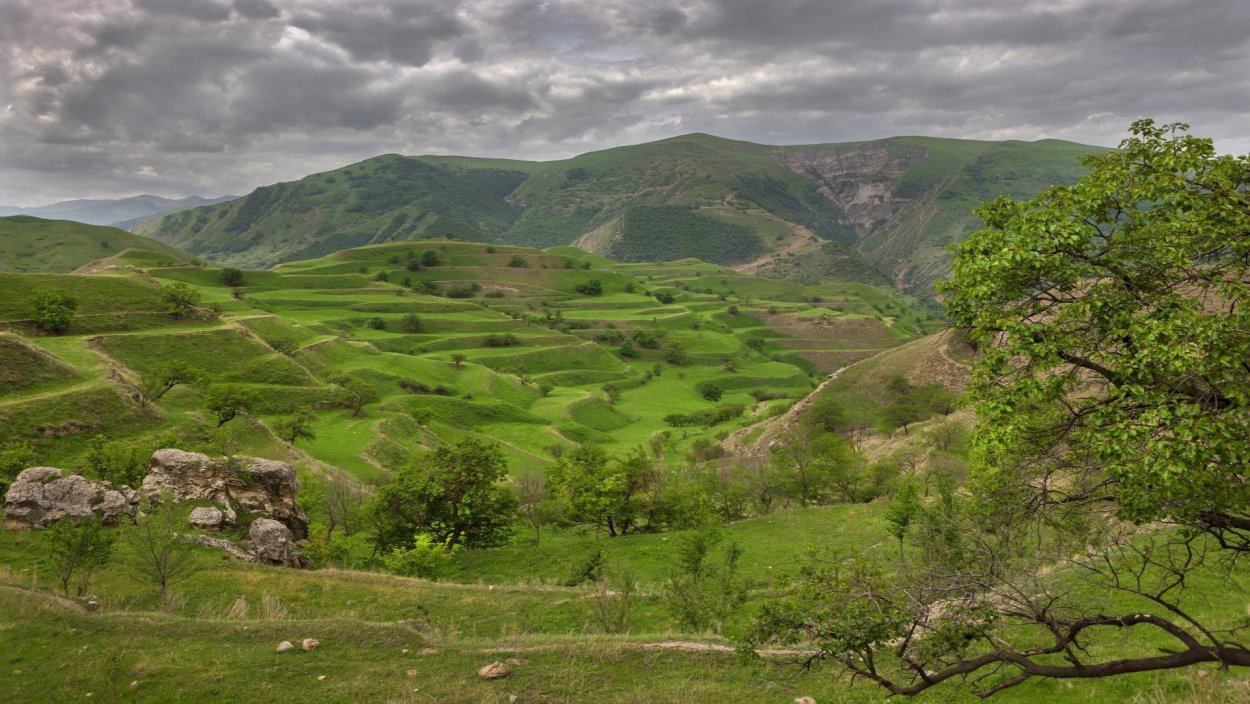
[219,268,244,286]
[30,289,78,334]
[160,281,201,319]
[138,360,206,407]
[273,410,316,445]
[327,372,374,417]
[119,496,200,610]
[204,385,256,427]
[450,353,467,369]
[41,516,115,596]
[367,438,517,552]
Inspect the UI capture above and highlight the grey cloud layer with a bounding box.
[1,0,1247,202]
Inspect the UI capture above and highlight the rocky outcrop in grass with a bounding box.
[2,467,137,530]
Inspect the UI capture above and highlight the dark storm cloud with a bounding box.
[0,0,1247,203]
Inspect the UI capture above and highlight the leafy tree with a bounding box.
[30,289,77,334]
[274,410,316,445]
[204,385,256,427]
[574,279,603,295]
[507,255,528,268]
[420,249,441,266]
[138,360,205,407]
[368,438,516,551]
[697,382,723,402]
[769,426,858,506]
[400,313,422,333]
[219,268,244,286]
[450,352,467,369]
[327,371,374,417]
[547,446,651,537]
[41,517,116,596]
[160,281,201,318]
[753,122,1250,696]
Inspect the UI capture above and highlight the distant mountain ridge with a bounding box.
[0,194,237,230]
[138,133,1106,292]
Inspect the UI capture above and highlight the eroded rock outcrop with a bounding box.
[3,467,137,530]
[143,449,307,540]
[248,517,309,568]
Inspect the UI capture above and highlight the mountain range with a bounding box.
[133,133,1105,293]
[0,194,237,230]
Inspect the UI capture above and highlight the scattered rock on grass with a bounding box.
[795,698,818,704]
[477,661,511,679]
[276,641,295,653]
[302,638,319,651]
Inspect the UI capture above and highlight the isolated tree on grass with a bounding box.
[30,289,77,334]
[160,281,201,318]
[138,360,206,407]
[273,410,316,445]
[450,353,467,369]
[219,267,244,286]
[204,385,257,427]
[753,121,1250,695]
[327,372,374,417]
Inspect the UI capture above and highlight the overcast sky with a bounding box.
[1,0,1247,204]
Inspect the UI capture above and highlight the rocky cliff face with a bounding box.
[773,141,926,233]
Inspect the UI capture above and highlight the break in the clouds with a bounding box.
[1,0,1248,203]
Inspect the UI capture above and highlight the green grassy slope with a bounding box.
[139,134,1107,292]
[0,216,189,273]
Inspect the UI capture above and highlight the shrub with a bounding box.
[574,279,603,296]
[219,268,244,286]
[30,289,78,333]
[382,534,454,578]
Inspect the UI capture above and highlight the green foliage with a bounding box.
[548,446,658,537]
[85,434,155,487]
[574,279,603,295]
[381,533,455,578]
[204,385,257,427]
[883,480,921,558]
[368,438,517,551]
[273,410,316,445]
[326,371,375,417]
[30,289,77,333]
[662,528,747,634]
[942,120,1250,529]
[0,439,35,494]
[39,516,116,596]
[663,404,745,428]
[219,268,244,286]
[138,359,206,406]
[118,496,200,608]
[696,381,723,402]
[611,206,763,265]
[160,281,201,318]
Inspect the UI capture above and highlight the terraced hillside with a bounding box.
[139,133,1106,292]
[0,238,938,479]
